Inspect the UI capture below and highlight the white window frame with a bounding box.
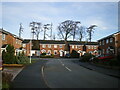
[76,45,77,49]
[77,46,80,49]
[48,44,51,48]
[110,38,113,43]
[42,44,46,48]
[106,39,109,44]
[2,34,5,40]
[102,40,104,45]
[94,46,97,49]
[72,45,74,49]
[99,41,101,45]
[88,46,91,49]
[22,44,26,47]
[41,49,46,53]
[54,45,57,48]
[59,45,62,48]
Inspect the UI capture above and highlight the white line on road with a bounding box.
[65,66,72,72]
[41,66,51,88]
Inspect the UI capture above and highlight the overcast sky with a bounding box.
[1,1,118,41]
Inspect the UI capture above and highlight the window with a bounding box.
[103,49,104,54]
[77,46,80,49]
[54,45,57,48]
[94,46,97,49]
[99,41,101,45]
[16,39,18,44]
[48,44,51,48]
[2,34,5,40]
[76,45,77,49]
[106,39,109,44]
[91,46,93,49]
[54,50,57,55]
[41,49,46,53]
[59,45,62,48]
[42,45,46,48]
[72,45,74,49]
[102,40,104,45]
[22,44,26,47]
[110,38,113,43]
[88,46,91,49]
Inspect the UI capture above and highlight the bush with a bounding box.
[81,53,94,62]
[17,52,29,64]
[41,53,46,56]
[70,50,79,58]
[92,57,99,63]
[40,55,54,58]
[2,45,17,64]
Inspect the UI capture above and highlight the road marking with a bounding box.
[41,66,51,88]
[65,66,72,72]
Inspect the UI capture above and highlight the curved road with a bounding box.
[12,58,119,88]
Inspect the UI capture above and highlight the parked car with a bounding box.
[98,54,114,60]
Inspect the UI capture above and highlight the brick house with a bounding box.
[98,31,120,56]
[0,28,23,55]
[22,39,98,57]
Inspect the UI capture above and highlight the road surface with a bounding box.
[43,58,119,88]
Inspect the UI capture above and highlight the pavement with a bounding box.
[3,67,24,81]
[72,60,120,78]
[12,59,49,88]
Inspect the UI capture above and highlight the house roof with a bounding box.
[22,39,98,45]
[98,31,120,41]
[0,28,23,41]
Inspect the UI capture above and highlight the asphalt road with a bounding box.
[12,59,49,88]
[43,58,119,88]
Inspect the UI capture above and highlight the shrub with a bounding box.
[17,52,29,64]
[2,45,17,64]
[92,57,99,63]
[40,55,54,58]
[81,53,94,62]
[70,50,79,58]
[41,53,46,56]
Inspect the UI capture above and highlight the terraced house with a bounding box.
[0,29,99,57]
[22,39,98,57]
[0,28,23,56]
[98,31,120,56]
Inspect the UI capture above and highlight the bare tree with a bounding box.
[71,21,81,41]
[29,22,41,40]
[58,20,80,54]
[76,26,86,42]
[43,23,53,40]
[19,23,24,38]
[87,25,97,42]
